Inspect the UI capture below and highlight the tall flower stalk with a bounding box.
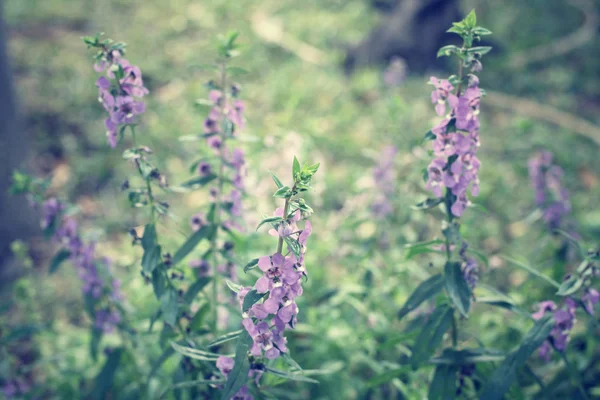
[424,10,490,325]
[217,157,318,399]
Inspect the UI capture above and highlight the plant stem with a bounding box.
[559,350,590,400]
[277,198,291,254]
[210,61,228,334]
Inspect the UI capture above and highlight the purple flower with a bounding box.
[582,289,599,315]
[41,197,64,229]
[532,301,556,320]
[91,49,148,147]
[533,299,577,359]
[528,151,571,230]
[216,356,254,400]
[198,162,212,176]
[190,259,210,277]
[190,212,206,231]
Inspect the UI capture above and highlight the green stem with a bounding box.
[210,62,228,334]
[277,198,291,254]
[559,351,590,400]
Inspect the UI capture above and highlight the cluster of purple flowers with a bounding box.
[528,151,571,230]
[371,145,397,218]
[533,288,599,360]
[425,74,482,217]
[93,49,149,147]
[39,197,122,333]
[240,208,312,361]
[188,87,247,275]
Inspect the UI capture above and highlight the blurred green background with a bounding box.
[2,0,600,398]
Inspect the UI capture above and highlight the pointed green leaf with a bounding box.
[142,224,157,250]
[467,46,492,56]
[171,225,215,265]
[437,45,460,58]
[269,172,284,189]
[243,258,259,273]
[556,274,583,296]
[226,279,243,294]
[428,364,458,400]
[208,330,243,348]
[49,249,71,274]
[265,367,319,383]
[256,216,283,231]
[221,330,253,400]
[273,186,291,198]
[92,347,123,400]
[413,198,444,211]
[444,262,471,317]
[183,277,212,304]
[178,174,217,189]
[292,156,301,179]
[160,289,179,327]
[142,245,162,273]
[411,305,453,368]
[480,315,554,400]
[398,274,444,320]
[242,289,267,312]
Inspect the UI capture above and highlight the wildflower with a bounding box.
[582,288,599,315]
[528,151,571,230]
[189,259,210,277]
[91,45,148,147]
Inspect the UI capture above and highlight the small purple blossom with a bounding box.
[189,259,210,277]
[582,288,599,315]
[533,299,577,360]
[198,162,212,176]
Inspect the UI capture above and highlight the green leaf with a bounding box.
[366,366,411,388]
[411,305,453,368]
[467,46,492,56]
[256,216,283,231]
[242,289,267,312]
[269,172,284,189]
[189,303,210,331]
[398,274,444,320]
[473,27,492,36]
[142,224,157,250]
[430,348,505,365]
[464,9,477,28]
[152,269,166,299]
[171,225,215,265]
[273,186,291,198]
[480,315,554,400]
[556,274,583,296]
[171,341,224,361]
[284,235,302,258]
[444,262,471,317]
[90,328,103,362]
[265,367,320,384]
[437,45,460,58]
[423,130,436,142]
[183,277,212,304]
[178,174,217,189]
[92,347,123,400]
[220,330,253,400]
[428,364,458,400]
[142,245,162,273]
[49,249,71,274]
[292,156,301,180]
[477,298,529,317]
[207,329,243,348]
[160,289,179,327]
[404,240,445,259]
[243,258,259,273]
[226,279,243,294]
[412,198,444,211]
[148,346,176,381]
[501,256,560,288]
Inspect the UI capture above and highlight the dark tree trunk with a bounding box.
[0,3,37,292]
[344,0,462,73]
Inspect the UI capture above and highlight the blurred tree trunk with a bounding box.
[344,0,462,73]
[0,4,37,292]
